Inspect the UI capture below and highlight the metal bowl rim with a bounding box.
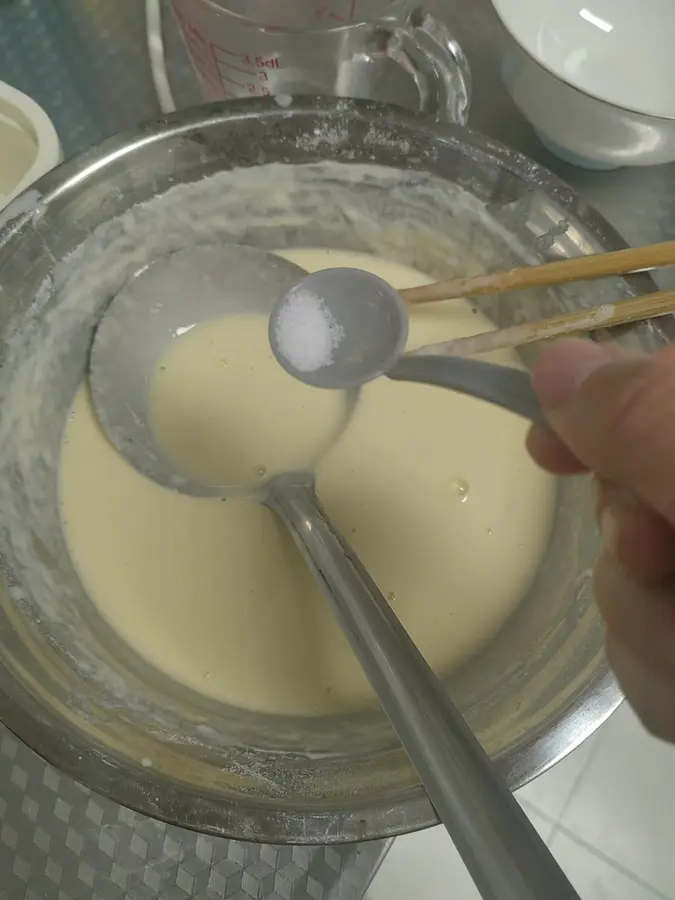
[0,97,653,842]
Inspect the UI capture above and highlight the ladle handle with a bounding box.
[388,355,548,427]
[265,476,579,900]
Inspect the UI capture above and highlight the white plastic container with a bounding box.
[0,81,61,208]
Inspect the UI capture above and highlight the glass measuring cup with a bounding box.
[171,0,471,122]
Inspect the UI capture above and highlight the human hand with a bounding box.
[527,338,675,742]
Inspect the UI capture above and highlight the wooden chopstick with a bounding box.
[409,288,675,359]
[400,240,675,305]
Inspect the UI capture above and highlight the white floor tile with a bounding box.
[366,808,555,900]
[366,827,480,900]
[518,798,557,841]
[516,727,602,821]
[550,830,666,900]
[559,702,675,898]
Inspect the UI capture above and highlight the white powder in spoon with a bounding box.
[274,290,345,373]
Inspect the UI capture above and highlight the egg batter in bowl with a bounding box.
[59,248,556,716]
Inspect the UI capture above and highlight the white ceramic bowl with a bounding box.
[0,81,61,208]
[492,0,675,168]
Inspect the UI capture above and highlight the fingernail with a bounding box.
[601,506,620,557]
[532,339,612,410]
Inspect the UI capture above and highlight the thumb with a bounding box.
[531,338,675,529]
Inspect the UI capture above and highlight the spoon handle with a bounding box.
[265,476,579,900]
[388,355,547,427]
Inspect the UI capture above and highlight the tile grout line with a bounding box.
[550,825,673,900]
[518,797,558,838]
[546,721,612,844]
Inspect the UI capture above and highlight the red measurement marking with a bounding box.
[314,1,357,21]
[183,31,207,53]
[187,50,221,89]
[210,41,280,69]
[172,5,225,93]
[181,33,219,79]
[212,45,243,57]
[243,54,279,69]
[172,5,207,43]
[205,43,273,97]
[209,41,279,97]
[201,81,228,101]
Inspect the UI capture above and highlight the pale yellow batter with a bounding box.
[59,249,556,715]
[149,313,350,487]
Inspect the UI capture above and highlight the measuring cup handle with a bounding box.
[386,11,471,123]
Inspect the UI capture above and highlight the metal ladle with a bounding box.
[90,246,577,900]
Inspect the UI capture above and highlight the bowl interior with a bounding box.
[492,0,675,118]
[0,102,665,842]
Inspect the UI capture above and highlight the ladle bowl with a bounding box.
[0,98,669,843]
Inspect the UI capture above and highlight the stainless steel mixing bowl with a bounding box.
[0,97,669,844]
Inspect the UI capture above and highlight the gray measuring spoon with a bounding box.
[91,246,575,900]
[269,267,547,427]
